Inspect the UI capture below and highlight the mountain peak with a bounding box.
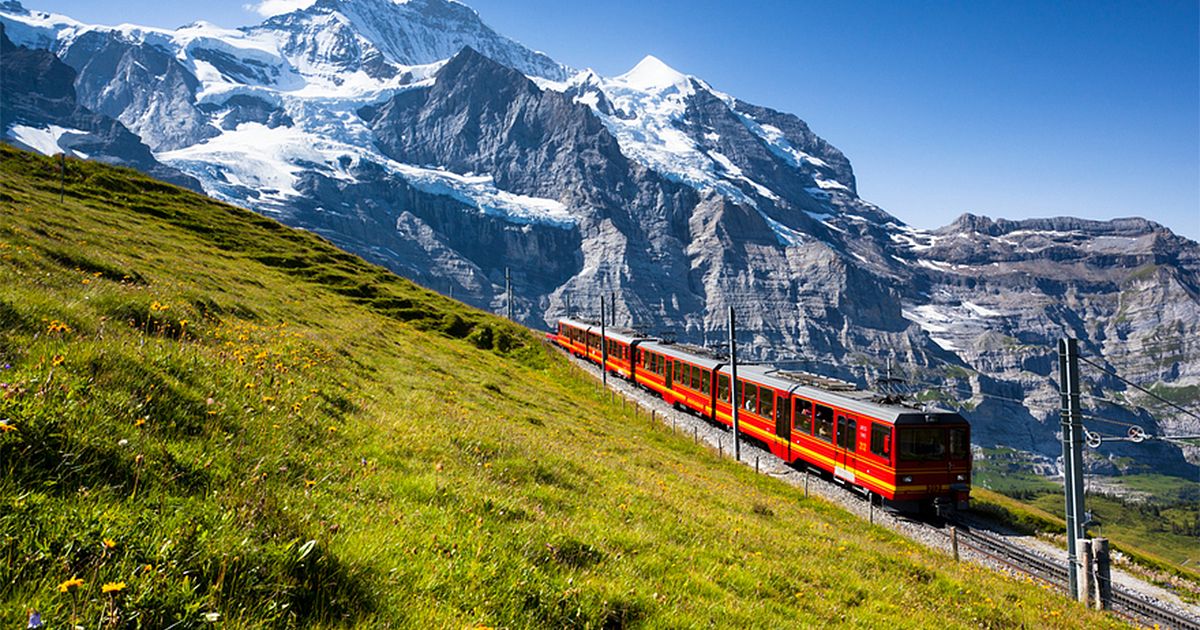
[616,54,687,91]
[249,0,567,80]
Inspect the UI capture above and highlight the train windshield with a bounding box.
[898,428,946,461]
[948,427,970,459]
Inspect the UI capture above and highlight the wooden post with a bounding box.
[1078,538,1094,607]
[694,427,698,444]
[869,492,874,524]
[950,527,959,561]
[755,456,760,474]
[1093,538,1112,610]
[804,469,809,497]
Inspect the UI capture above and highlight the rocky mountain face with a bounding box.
[0,23,200,189]
[2,0,1196,477]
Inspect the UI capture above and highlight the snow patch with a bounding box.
[6,124,88,157]
[962,301,1002,318]
[159,122,574,228]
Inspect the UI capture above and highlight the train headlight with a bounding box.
[902,476,913,484]
[956,474,966,482]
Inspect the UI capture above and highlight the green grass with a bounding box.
[0,145,1123,628]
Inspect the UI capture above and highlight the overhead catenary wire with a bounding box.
[1078,355,1200,424]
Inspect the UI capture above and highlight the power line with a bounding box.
[1079,414,1143,431]
[1078,355,1200,424]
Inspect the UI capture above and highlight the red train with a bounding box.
[553,317,971,512]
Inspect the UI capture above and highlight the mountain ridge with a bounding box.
[2,0,1197,478]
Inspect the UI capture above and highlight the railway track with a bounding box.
[952,525,1200,630]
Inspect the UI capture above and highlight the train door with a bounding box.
[834,414,857,484]
[776,394,791,460]
[665,358,673,389]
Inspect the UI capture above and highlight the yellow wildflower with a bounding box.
[0,421,16,433]
[102,582,125,593]
[57,577,84,592]
[51,355,65,367]
[102,538,116,549]
[305,479,316,488]
[135,418,147,427]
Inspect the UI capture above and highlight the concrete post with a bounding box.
[1078,538,1094,607]
[1093,538,1112,610]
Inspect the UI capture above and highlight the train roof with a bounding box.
[719,364,963,424]
[558,316,964,425]
[559,317,597,331]
[640,341,725,369]
[558,318,647,343]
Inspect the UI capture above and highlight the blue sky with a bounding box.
[30,0,1200,240]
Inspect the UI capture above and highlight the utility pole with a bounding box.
[729,305,740,462]
[610,291,616,326]
[566,293,571,318]
[600,295,608,388]
[504,267,513,320]
[1058,337,1087,600]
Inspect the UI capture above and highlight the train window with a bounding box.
[948,428,969,459]
[681,364,691,390]
[690,365,701,390]
[814,405,833,442]
[870,424,892,459]
[701,371,711,395]
[673,361,682,384]
[759,389,774,420]
[718,374,730,402]
[837,418,856,452]
[899,428,946,461]
[743,383,758,413]
[795,401,813,434]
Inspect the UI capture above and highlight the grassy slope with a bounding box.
[0,145,1121,628]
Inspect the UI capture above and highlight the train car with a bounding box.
[714,364,970,511]
[637,342,723,418]
[600,328,648,380]
[554,318,595,358]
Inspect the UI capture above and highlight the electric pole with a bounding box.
[729,305,740,462]
[600,295,608,388]
[1058,337,1087,600]
[504,267,512,320]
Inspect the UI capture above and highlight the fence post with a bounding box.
[1078,539,1094,607]
[950,527,959,562]
[804,469,809,497]
[1093,538,1111,610]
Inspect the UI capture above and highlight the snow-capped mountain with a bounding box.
[2,0,1197,476]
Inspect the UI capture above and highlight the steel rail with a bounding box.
[952,526,1200,630]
